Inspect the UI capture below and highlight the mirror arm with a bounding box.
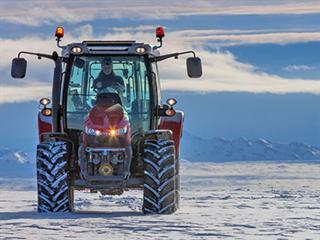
[180,50,196,58]
[150,50,196,62]
[17,51,57,61]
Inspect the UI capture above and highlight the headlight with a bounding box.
[135,47,146,54]
[41,108,52,116]
[85,127,96,135]
[85,126,128,136]
[109,126,128,136]
[114,126,128,135]
[39,98,51,107]
[71,46,82,53]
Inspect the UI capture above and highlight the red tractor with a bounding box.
[11,26,202,214]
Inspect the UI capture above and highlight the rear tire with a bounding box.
[143,139,179,214]
[36,141,73,212]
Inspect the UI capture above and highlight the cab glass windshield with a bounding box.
[66,55,151,134]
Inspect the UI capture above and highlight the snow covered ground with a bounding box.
[0,161,319,239]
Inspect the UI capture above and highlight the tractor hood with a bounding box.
[83,103,131,148]
[84,103,128,130]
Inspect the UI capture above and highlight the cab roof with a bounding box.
[61,41,160,57]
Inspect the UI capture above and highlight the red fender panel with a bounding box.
[38,112,52,142]
[159,110,184,157]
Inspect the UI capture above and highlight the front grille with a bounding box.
[85,134,128,148]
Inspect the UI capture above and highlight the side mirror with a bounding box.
[11,58,27,78]
[186,57,202,78]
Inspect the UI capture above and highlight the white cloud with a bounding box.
[2,27,320,104]
[0,36,57,68]
[160,51,320,94]
[111,25,157,32]
[0,82,51,103]
[1,1,320,26]
[282,65,315,71]
[98,27,320,46]
[176,31,320,46]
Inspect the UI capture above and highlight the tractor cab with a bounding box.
[66,53,152,139]
[11,26,202,214]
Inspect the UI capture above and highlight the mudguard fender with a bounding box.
[38,112,52,142]
[158,110,184,158]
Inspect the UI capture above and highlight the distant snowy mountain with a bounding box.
[0,147,34,177]
[1,132,319,179]
[181,132,320,162]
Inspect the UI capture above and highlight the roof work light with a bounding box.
[154,26,165,49]
[55,27,64,39]
[156,26,165,39]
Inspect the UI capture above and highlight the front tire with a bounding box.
[143,139,179,214]
[36,141,73,212]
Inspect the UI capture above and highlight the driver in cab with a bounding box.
[93,57,124,97]
[92,57,128,119]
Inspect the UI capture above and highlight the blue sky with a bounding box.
[1,0,320,151]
